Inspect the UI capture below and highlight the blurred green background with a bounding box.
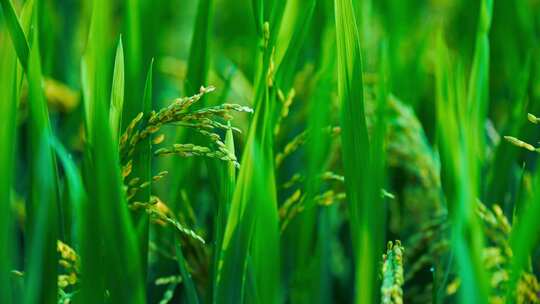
[1,0,540,303]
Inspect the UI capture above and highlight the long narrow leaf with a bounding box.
[0,0,29,67]
[185,0,213,96]
[334,0,373,301]
[131,60,154,281]
[175,237,200,304]
[467,0,493,164]
[123,0,143,131]
[435,34,489,304]
[215,139,269,303]
[212,126,236,302]
[24,21,59,304]
[50,137,86,246]
[78,0,145,302]
[0,24,19,304]
[335,0,386,302]
[110,37,125,143]
[290,25,335,304]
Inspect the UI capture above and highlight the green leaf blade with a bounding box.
[110,37,125,143]
[334,0,385,303]
[130,60,154,282]
[185,0,213,96]
[79,0,145,302]
[0,0,30,67]
[24,24,59,304]
[0,23,20,304]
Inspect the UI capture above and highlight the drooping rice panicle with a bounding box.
[381,241,405,304]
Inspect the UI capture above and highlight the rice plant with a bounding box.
[1,0,540,303]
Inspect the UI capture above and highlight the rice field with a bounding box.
[0,0,539,303]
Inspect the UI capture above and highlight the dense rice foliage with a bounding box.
[1,0,540,303]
